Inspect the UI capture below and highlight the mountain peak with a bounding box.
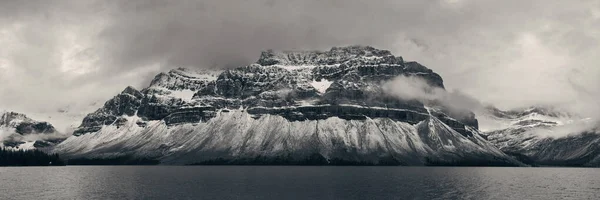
[1,111,30,126]
[167,67,220,78]
[148,68,221,91]
[257,45,399,66]
[121,86,143,98]
[0,111,58,135]
[487,105,574,119]
[121,86,138,93]
[328,45,392,56]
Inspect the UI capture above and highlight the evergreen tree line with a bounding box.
[0,148,65,166]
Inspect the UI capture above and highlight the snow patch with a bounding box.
[274,65,317,72]
[310,79,333,94]
[169,89,196,102]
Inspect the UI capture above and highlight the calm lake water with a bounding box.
[0,166,599,199]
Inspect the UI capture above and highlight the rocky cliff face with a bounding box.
[480,106,600,166]
[0,112,65,149]
[54,46,520,166]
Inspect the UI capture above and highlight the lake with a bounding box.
[0,166,599,199]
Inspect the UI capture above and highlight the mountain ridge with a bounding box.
[480,105,600,167]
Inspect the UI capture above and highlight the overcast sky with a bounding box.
[1,0,599,130]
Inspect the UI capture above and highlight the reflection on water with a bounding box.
[1,166,599,199]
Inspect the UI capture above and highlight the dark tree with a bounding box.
[0,148,65,166]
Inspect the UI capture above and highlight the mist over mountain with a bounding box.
[0,111,67,150]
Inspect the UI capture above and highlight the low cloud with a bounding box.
[528,119,599,139]
[383,75,484,115]
[382,76,446,102]
[0,129,68,149]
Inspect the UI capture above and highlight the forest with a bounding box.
[0,148,65,166]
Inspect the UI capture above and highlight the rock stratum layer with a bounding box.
[54,46,521,166]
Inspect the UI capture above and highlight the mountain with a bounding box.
[480,106,600,166]
[54,46,521,166]
[0,111,67,150]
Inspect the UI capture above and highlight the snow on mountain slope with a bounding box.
[56,109,517,165]
[477,106,575,132]
[54,46,521,166]
[480,106,600,166]
[310,79,333,94]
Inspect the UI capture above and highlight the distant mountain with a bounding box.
[0,112,67,150]
[480,106,600,166]
[54,46,521,166]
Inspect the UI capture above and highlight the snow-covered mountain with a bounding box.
[0,111,67,150]
[480,106,600,166]
[54,46,521,166]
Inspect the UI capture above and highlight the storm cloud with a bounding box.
[1,0,599,131]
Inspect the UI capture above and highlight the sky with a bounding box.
[0,0,599,131]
